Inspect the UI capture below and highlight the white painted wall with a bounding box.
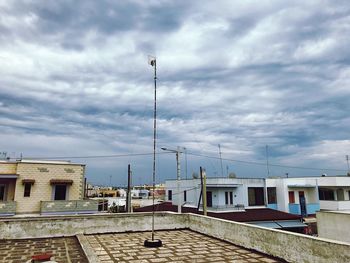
[317,211,350,243]
[165,177,265,210]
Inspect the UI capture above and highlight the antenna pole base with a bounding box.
[144,239,162,248]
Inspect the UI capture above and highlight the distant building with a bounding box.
[165,175,350,217]
[165,177,266,212]
[0,159,96,215]
[131,189,149,199]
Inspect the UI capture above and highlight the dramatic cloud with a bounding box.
[1,0,350,185]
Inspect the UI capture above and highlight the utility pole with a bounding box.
[218,144,224,177]
[346,155,350,174]
[126,164,132,213]
[202,167,207,216]
[266,145,270,177]
[176,147,181,213]
[161,146,185,213]
[197,166,204,211]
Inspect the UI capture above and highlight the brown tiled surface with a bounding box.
[86,229,283,262]
[0,236,88,263]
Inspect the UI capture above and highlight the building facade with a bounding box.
[165,175,350,216]
[165,177,266,211]
[0,159,88,215]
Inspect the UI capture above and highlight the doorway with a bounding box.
[206,191,212,207]
[299,191,307,217]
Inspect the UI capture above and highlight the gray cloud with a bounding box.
[0,0,350,185]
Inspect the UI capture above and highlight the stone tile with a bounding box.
[0,237,88,263]
[84,230,283,263]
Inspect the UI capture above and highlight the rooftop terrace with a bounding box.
[0,212,349,262]
[85,230,281,262]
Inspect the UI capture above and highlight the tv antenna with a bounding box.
[144,55,162,248]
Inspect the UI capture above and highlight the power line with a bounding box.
[186,152,346,172]
[18,151,346,172]
[22,152,169,160]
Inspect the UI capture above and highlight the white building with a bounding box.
[165,175,350,216]
[266,177,320,216]
[317,176,350,210]
[166,177,266,212]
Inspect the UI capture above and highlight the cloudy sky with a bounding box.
[1,0,350,186]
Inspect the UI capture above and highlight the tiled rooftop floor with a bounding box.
[86,229,283,263]
[0,236,88,263]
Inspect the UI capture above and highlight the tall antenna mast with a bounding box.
[218,144,224,177]
[144,55,162,248]
[266,145,270,177]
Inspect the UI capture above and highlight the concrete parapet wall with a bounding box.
[40,200,99,215]
[317,211,350,243]
[0,212,186,239]
[0,201,16,216]
[187,213,350,263]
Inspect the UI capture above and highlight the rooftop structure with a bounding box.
[0,159,98,216]
[0,212,348,262]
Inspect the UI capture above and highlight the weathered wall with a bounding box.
[0,212,186,239]
[14,162,85,213]
[0,162,17,174]
[317,211,350,243]
[188,213,350,263]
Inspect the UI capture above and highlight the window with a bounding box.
[168,190,172,201]
[267,187,277,204]
[54,185,67,200]
[288,191,295,203]
[184,190,187,202]
[337,189,344,201]
[248,187,264,206]
[0,185,5,201]
[225,191,233,205]
[24,183,31,197]
[318,188,335,200]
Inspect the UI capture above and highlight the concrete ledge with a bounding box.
[0,212,187,239]
[187,213,350,263]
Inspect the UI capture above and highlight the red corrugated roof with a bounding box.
[135,202,301,222]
